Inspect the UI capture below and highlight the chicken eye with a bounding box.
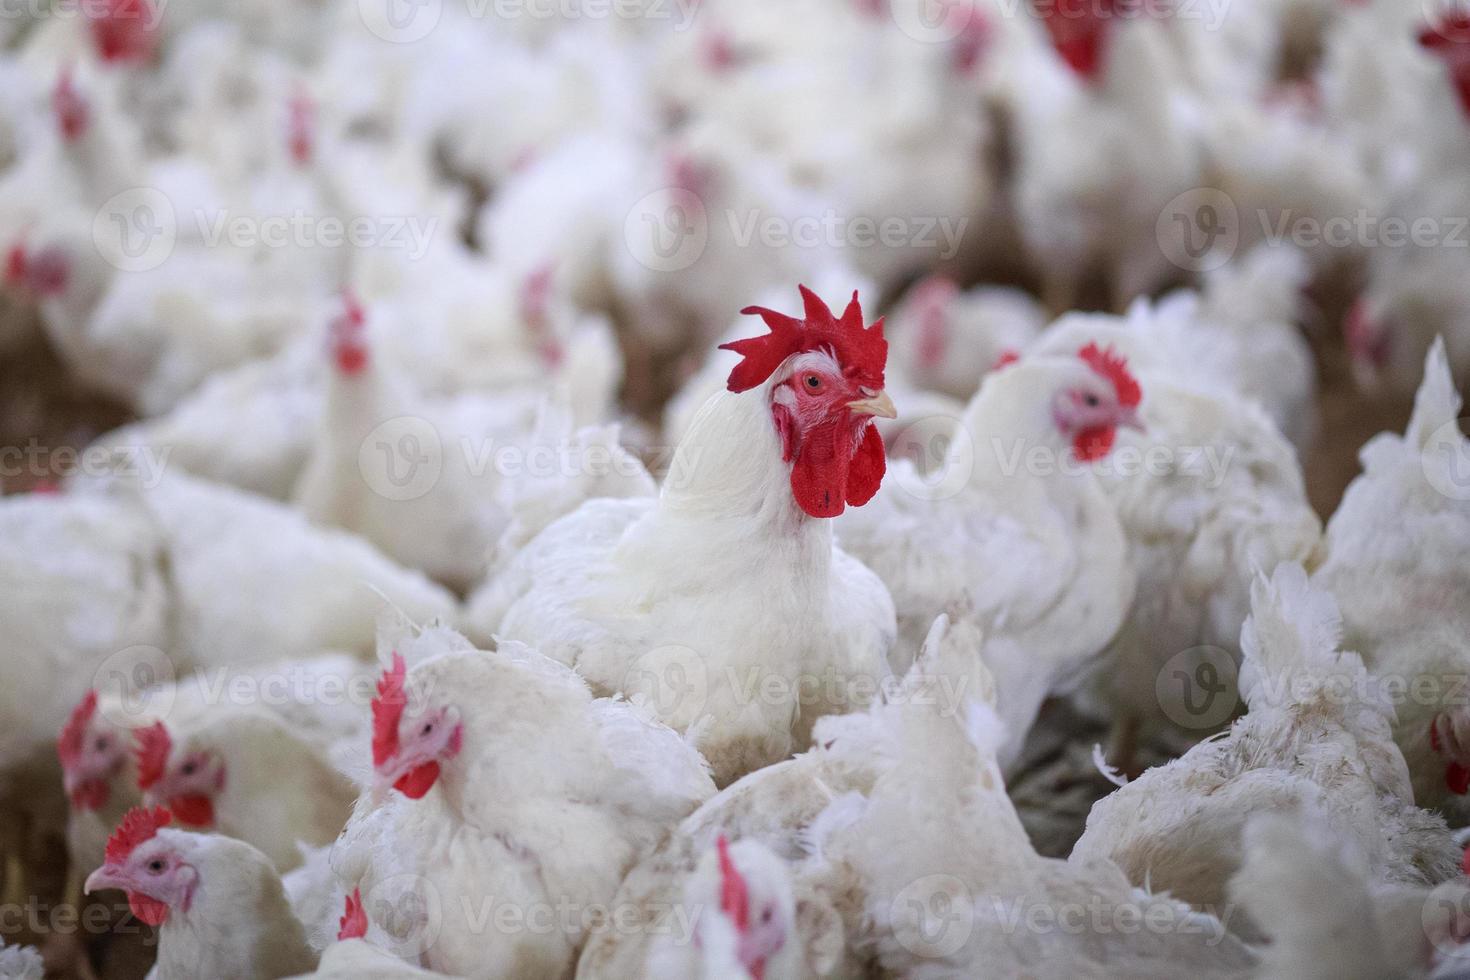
[761,907,773,923]
[1083,393,1100,407]
[182,761,196,775]
[147,859,165,873]
[94,737,109,751]
[804,375,822,391]
[421,722,434,735]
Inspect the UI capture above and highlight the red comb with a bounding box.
[105,806,171,864]
[1035,0,1115,82]
[133,721,170,791]
[58,690,99,768]
[1079,342,1140,408]
[725,285,887,393]
[716,836,750,933]
[87,0,158,64]
[331,289,369,375]
[371,653,408,768]
[338,888,368,941]
[52,69,89,142]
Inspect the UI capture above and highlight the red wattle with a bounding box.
[1073,426,1116,463]
[1448,762,1470,796]
[394,762,441,799]
[128,891,169,927]
[845,425,886,508]
[167,794,215,827]
[70,777,111,812]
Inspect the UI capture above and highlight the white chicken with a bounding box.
[291,292,510,593]
[131,471,458,664]
[58,652,371,881]
[330,623,715,979]
[578,613,987,980]
[83,807,319,979]
[835,342,1139,763]
[1311,338,1470,824]
[1010,5,1206,312]
[131,705,360,874]
[1231,804,1470,980]
[467,286,898,785]
[0,487,171,909]
[1071,563,1461,933]
[1026,311,1322,759]
[806,623,1257,978]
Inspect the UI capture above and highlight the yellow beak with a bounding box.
[847,389,897,420]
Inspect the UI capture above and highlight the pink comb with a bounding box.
[1078,342,1140,408]
[716,836,750,933]
[87,0,159,64]
[52,69,89,142]
[952,8,993,75]
[726,285,887,394]
[288,92,315,166]
[104,806,171,864]
[330,290,369,375]
[371,653,408,768]
[133,721,171,791]
[58,690,99,768]
[338,888,368,941]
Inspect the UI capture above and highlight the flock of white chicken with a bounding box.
[2,0,1470,977]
